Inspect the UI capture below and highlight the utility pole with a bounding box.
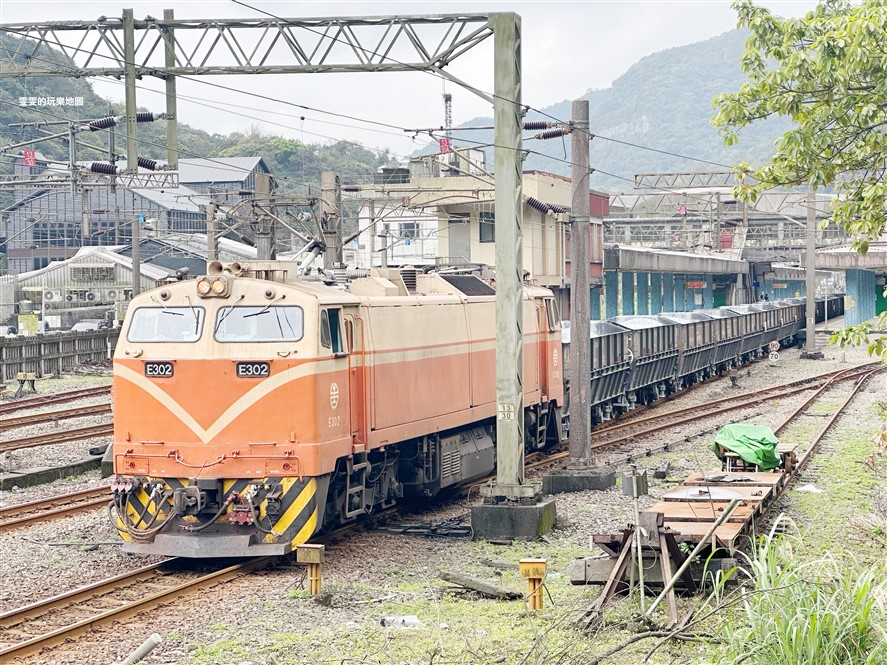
[255,173,275,260]
[320,171,342,267]
[543,99,616,495]
[568,98,591,463]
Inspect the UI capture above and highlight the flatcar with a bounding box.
[110,263,564,557]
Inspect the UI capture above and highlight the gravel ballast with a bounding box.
[1,337,883,664]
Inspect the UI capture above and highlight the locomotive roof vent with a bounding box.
[439,275,496,296]
[399,267,418,294]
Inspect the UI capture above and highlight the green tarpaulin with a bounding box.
[712,423,781,471]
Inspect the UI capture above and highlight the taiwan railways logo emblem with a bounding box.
[330,382,340,409]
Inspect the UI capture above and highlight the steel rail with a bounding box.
[0,557,273,661]
[0,487,109,533]
[790,367,885,473]
[0,403,112,432]
[593,363,879,437]
[0,423,114,453]
[0,386,111,416]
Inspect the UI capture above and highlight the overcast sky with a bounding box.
[1,1,818,159]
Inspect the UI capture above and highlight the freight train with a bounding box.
[109,261,842,557]
[567,293,843,425]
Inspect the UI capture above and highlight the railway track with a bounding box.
[0,386,110,417]
[0,403,112,432]
[0,424,114,454]
[0,557,273,662]
[0,487,110,533]
[776,366,884,470]
[589,363,879,449]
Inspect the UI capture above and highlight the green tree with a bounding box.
[713,0,887,361]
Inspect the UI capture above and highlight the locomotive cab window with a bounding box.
[321,308,346,355]
[214,306,304,342]
[127,307,205,342]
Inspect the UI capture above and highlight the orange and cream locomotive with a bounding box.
[110,262,564,557]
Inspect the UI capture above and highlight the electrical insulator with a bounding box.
[135,112,157,123]
[89,162,121,175]
[548,204,569,215]
[534,127,570,140]
[137,156,159,170]
[522,121,551,131]
[88,117,118,131]
[526,197,550,213]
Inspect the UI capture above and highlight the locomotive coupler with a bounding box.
[173,486,205,516]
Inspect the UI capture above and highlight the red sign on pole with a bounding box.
[23,149,37,167]
[438,138,451,154]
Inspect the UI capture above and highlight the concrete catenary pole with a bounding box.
[131,213,141,296]
[122,10,138,174]
[123,9,141,296]
[805,190,817,352]
[206,202,218,262]
[490,12,526,498]
[568,99,592,463]
[255,173,275,260]
[162,9,179,169]
[321,171,343,267]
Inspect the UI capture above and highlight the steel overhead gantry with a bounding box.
[0,11,548,530]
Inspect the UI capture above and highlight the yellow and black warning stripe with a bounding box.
[116,476,318,550]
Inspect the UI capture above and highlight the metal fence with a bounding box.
[0,330,118,382]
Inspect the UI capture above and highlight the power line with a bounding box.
[591,133,735,170]
[229,0,570,127]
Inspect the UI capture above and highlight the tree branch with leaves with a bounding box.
[714,0,887,360]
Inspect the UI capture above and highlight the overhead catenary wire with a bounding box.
[2,21,742,196]
[228,0,570,127]
[1,17,766,183]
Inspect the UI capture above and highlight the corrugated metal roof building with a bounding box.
[1,154,271,275]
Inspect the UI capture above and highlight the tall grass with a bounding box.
[714,519,887,665]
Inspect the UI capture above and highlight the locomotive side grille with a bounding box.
[441,448,460,480]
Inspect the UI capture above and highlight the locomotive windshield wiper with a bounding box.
[184,295,200,333]
[243,295,286,319]
[150,295,184,315]
[214,295,246,333]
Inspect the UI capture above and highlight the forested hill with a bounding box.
[1,29,786,201]
[0,32,390,203]
[446,29,791,193]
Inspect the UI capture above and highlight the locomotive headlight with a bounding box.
[196,278,212,296]
[211,277,228,295]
